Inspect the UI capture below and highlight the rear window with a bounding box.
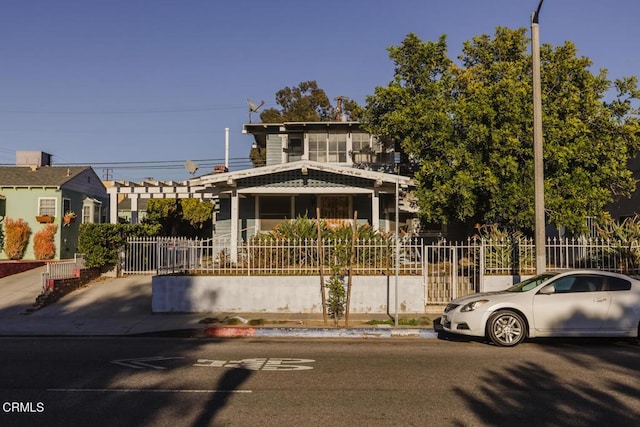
[606,277,632,291]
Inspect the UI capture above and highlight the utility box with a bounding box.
[16,151,52,167]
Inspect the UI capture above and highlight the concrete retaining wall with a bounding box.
[152,275,425,314]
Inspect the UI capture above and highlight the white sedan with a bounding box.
[441,270,640,346]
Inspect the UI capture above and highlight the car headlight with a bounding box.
[460,300,489,312]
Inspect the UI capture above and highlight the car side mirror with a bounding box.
[538,284,556,295]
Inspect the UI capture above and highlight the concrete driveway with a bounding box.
[0,268,204,336]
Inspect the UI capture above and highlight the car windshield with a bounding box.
[504,272,558,292]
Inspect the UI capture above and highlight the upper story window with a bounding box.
[309,132,347,163]
[38,197,56,216]
[287,136,303,162]
[352,133,374,163]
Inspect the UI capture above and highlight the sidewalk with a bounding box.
[0,267,440,338]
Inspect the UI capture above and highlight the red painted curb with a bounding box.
[204,326,256,337]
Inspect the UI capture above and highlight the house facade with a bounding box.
[106,122,418,262]
[0,151,109,260]
[188,121,416,261]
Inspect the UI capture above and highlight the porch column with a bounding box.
[108,188,118,224]
[130,196,139,224]
[371,190,380,230]
[230,189,239,263]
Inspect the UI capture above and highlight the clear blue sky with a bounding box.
[0,1,637,182]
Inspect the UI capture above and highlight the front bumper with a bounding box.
[442,306,487,337]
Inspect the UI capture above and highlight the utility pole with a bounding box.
[531,0,546,274]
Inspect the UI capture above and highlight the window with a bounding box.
[352,133,372,163]
[551,275,604,293]
[606,277,632,291]
[308,132,347,163]
[287,136,303,162]
[308,133,326,162]
[82,205,92,223]
[328,133,347,162]
[259,196,292,231]
[63,198,71,215]
[38,198,56,216]
[82,199,103,224]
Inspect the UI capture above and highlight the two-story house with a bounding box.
[105,121,418,262]
[188,121,416,260]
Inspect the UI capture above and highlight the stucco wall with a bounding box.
[152,275,425,314]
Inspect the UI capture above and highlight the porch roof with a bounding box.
[191,160,413,190]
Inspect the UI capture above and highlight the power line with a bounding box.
[0,104,252,115]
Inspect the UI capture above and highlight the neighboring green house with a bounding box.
[0,151,109,260]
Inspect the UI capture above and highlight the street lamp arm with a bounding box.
[532,0,544,24]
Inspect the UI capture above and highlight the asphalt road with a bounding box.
[0,336,638,427]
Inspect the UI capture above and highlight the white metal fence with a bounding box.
[125,236,424,276]
[122,236,640,304]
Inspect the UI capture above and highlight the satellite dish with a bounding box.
[247,99,265,123]
[184,160,199,175]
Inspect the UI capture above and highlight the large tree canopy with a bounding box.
[362,29,640,234]
[251,80,363,166]
[260,80,335,122]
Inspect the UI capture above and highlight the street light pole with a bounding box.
[531,0,546,274]
[394,160,400,327]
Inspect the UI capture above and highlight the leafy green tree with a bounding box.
[250,81,366,167]
[144,198,213,237]
[259,80,336,122]
[249,145,266,167]
[362,29,640,235]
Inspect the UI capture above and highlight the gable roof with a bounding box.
[191,160,413,187]
[0,166,91,188]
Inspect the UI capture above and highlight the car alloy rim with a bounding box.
[494,314,522,344]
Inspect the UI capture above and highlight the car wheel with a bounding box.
[486,310,527,347]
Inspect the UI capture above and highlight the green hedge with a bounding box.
[78,223,162,269]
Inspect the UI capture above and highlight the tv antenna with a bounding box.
[184,160,199,175]
[247,99,264,123]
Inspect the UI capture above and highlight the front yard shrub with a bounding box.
[326,268,346,324]
[33,224,57,260]
[477,224,533,274]
[247,216,393,274]
[79,223,162,269]
[594,214,640,273]
[3,218,31,260]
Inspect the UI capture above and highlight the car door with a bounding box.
[532,274,611,334]
[601,276,639,332]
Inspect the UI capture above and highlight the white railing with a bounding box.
[124,235,640,278]
[125,236,424,276]
[41,254,86,291]
[480,236,640,275]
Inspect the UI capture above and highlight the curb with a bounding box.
[204,326,439,339]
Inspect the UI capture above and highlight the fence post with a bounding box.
[451,246,458,300]
[478,239,485,293]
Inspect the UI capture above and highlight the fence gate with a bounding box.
[424,241,481,306]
